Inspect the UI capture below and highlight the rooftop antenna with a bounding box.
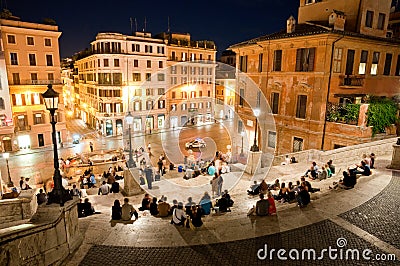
[144,17,147,32]
[167,16,170,34]
[135,18,138,32]
[130,17,133,35]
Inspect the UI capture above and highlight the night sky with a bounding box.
[4,0,298,58]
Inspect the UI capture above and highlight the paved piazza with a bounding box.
[80,220,396,266]
[340,171,400,250]
[62,154,400,265]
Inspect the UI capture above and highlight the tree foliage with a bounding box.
[366,98,398,136]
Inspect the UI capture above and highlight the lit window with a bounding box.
[134,101,141,111]
[371,52,380,75]
[33,93,41,105]
[358,50,368,75]
[15,94,23,106]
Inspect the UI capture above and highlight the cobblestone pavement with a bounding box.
[339,171,400,250]
[80,219,397,266]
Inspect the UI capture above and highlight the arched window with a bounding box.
[0,97,5,110]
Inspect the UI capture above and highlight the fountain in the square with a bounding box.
[89,150,116,163]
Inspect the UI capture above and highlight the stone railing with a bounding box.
[272,137,397,166]
[0,190,37,227]
[0,199,82,265]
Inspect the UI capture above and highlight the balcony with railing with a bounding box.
[14,125,31,132]
[95,112,125,119]
[339,75,364,88]
[9,79,62,86]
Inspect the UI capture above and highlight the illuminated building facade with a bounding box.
[155,32,217,128]
[76,32,167,136]
[0,17,66,150]
[230,0,400,157]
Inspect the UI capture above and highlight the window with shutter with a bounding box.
[307,48,315,71]
[296,48,315,72]
[268,131,276,148]
[295,49,302,71]
[345,50,355,75]
[12,94,16,106]
[293,137,303,152]
[271,92,279,114]
[395,55,400,76]
[359,50,368,74]
[383,53,392,76]
[274,50,282,71]
[371,52,380,75]
[258,54,263,72]
[296,95,307,119]
[333,48,343,73]
[239,56,247,72]
[239,88,244,106]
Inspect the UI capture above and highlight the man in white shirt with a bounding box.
[98,181,110,195]
[171,202,186,225]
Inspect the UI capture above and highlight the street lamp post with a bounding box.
[250,108,260,152]
[42,84,71,206]
[125,111,135,168]
[240,131,245,157]
[3,153,13,187]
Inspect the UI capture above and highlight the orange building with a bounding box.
[230,0,400,156]
[0,15,66,150]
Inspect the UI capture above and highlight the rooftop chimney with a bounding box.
[287,16,296,34]
[329,10,346,31]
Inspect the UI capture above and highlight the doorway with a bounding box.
[38,134,44,147]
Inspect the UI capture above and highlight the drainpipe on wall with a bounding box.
[321,34,344,151]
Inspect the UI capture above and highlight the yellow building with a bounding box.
[230,0,400,157]
[0,32,13,152]
[0,16,66,150]
[155,33,217,127]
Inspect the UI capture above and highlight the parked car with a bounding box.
[185,138,206,149]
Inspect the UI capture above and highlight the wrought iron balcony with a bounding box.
[339,75,364,88]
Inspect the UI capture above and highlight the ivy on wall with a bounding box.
[366,98,398,136]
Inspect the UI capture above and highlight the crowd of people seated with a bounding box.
[120,189,235,229]
[302,160,336,181]
[246,154,376,215]
[328,153,374,190]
